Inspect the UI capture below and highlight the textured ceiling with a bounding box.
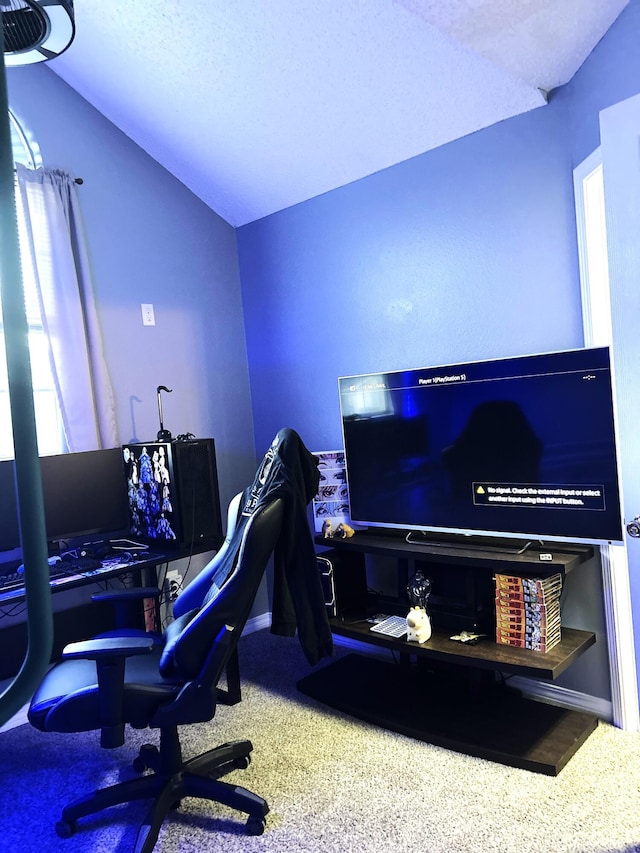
[47,0,629,227]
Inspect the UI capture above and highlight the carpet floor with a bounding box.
[1,629,640,852]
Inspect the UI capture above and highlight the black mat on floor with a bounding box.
[297,653,598,775]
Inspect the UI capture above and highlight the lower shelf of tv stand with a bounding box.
[297,652,598,775]
[329,619,596,680]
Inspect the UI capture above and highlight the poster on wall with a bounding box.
[312,450,351,534]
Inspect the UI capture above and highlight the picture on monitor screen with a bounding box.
[122,442,180,544]
[339,346,623,545]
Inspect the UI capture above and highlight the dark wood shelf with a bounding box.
[316,531,593,574]
[298,653,598,775]
[330,619,595,680]
[307,531,599,774]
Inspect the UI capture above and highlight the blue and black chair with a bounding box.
[28,496,283,852]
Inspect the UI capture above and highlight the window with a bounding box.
[0,110,65,459]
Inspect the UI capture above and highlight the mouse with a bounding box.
[17,555,61,574]
[120,552,136,563]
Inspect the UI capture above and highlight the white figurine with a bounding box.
[406,606,432,644]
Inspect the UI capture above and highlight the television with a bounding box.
[339,346,623,546]
[39,448,130,548]
[0,459,20,552]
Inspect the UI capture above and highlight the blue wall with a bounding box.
[238,1,640,463]
[237,0,640,702]
[559,0,640,167]
[237,83,582,459]
[5,63,266,613]
[6,64,258,513]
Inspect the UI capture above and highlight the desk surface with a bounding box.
[0,545,213,606]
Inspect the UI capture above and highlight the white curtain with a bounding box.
[15,164,119,451]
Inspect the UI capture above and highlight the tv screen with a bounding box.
[0,459,20,552]
[339,346,623,545]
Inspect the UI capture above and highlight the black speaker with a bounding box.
[172,438,223,550]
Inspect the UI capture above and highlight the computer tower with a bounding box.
[172,438,223,549]
[122,438,223,550]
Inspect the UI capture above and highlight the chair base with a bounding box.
[56,732,269,853]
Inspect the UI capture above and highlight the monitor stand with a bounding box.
[404,530,539,555]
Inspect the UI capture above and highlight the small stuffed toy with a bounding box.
[321,519,334,538]
[334,522,355,539]
[406,606,432,644]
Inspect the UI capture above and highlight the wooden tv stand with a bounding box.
[297,532,598,775]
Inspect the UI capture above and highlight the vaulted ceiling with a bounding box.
[49,0,629,227]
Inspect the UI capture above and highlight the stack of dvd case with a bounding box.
[494,572,563,653]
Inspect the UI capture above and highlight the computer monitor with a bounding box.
[0,449,129,555]
[0,459,20,552]
[39,448,130,549]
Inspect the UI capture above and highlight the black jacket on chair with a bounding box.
[245,428,333,665]
[177,427,331,666]
[244,428,333,666]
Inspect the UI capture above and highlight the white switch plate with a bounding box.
[141,303,155,326]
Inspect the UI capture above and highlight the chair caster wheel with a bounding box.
[246,815,266,836]
[233,755,251,770]
[132,756,146,773]
[56,819,75,839]
[133,743,158,773]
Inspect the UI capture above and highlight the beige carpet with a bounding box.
[2,629,640,852]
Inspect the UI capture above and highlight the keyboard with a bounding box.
[0,572,24,593]
[0,556,104,595]
[370,615,407,639]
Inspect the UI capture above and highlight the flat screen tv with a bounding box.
[339,346,623,546]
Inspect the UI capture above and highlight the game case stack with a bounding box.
[494,572,563,653]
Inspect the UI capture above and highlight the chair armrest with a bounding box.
[63,636,155,660]
[62,636,154,748]
[91,587,161,604]
[91,587,161,632]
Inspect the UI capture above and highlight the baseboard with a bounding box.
[508,676,613,722]
[243,612,273,635]
[0,690,29,733]
[333,632,613,722]
[236,615,615,724]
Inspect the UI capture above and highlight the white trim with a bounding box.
[573,147,603,346]
[242,612,273,635]
[508,676,612,721]
[0,700,28,733]
[573,149,639,731]
[600,543,639,729]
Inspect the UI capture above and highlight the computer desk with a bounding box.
[0,545,212,607]
[0,540,240,704]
